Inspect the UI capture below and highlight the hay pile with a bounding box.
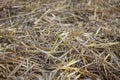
[0,0,120,80]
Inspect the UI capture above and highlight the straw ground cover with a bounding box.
[0,0,120,80]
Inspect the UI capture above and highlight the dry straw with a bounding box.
[0,0,120,80]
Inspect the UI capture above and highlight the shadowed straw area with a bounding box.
[0,0,120,80]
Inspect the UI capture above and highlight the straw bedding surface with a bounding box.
[0,0,120,80]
